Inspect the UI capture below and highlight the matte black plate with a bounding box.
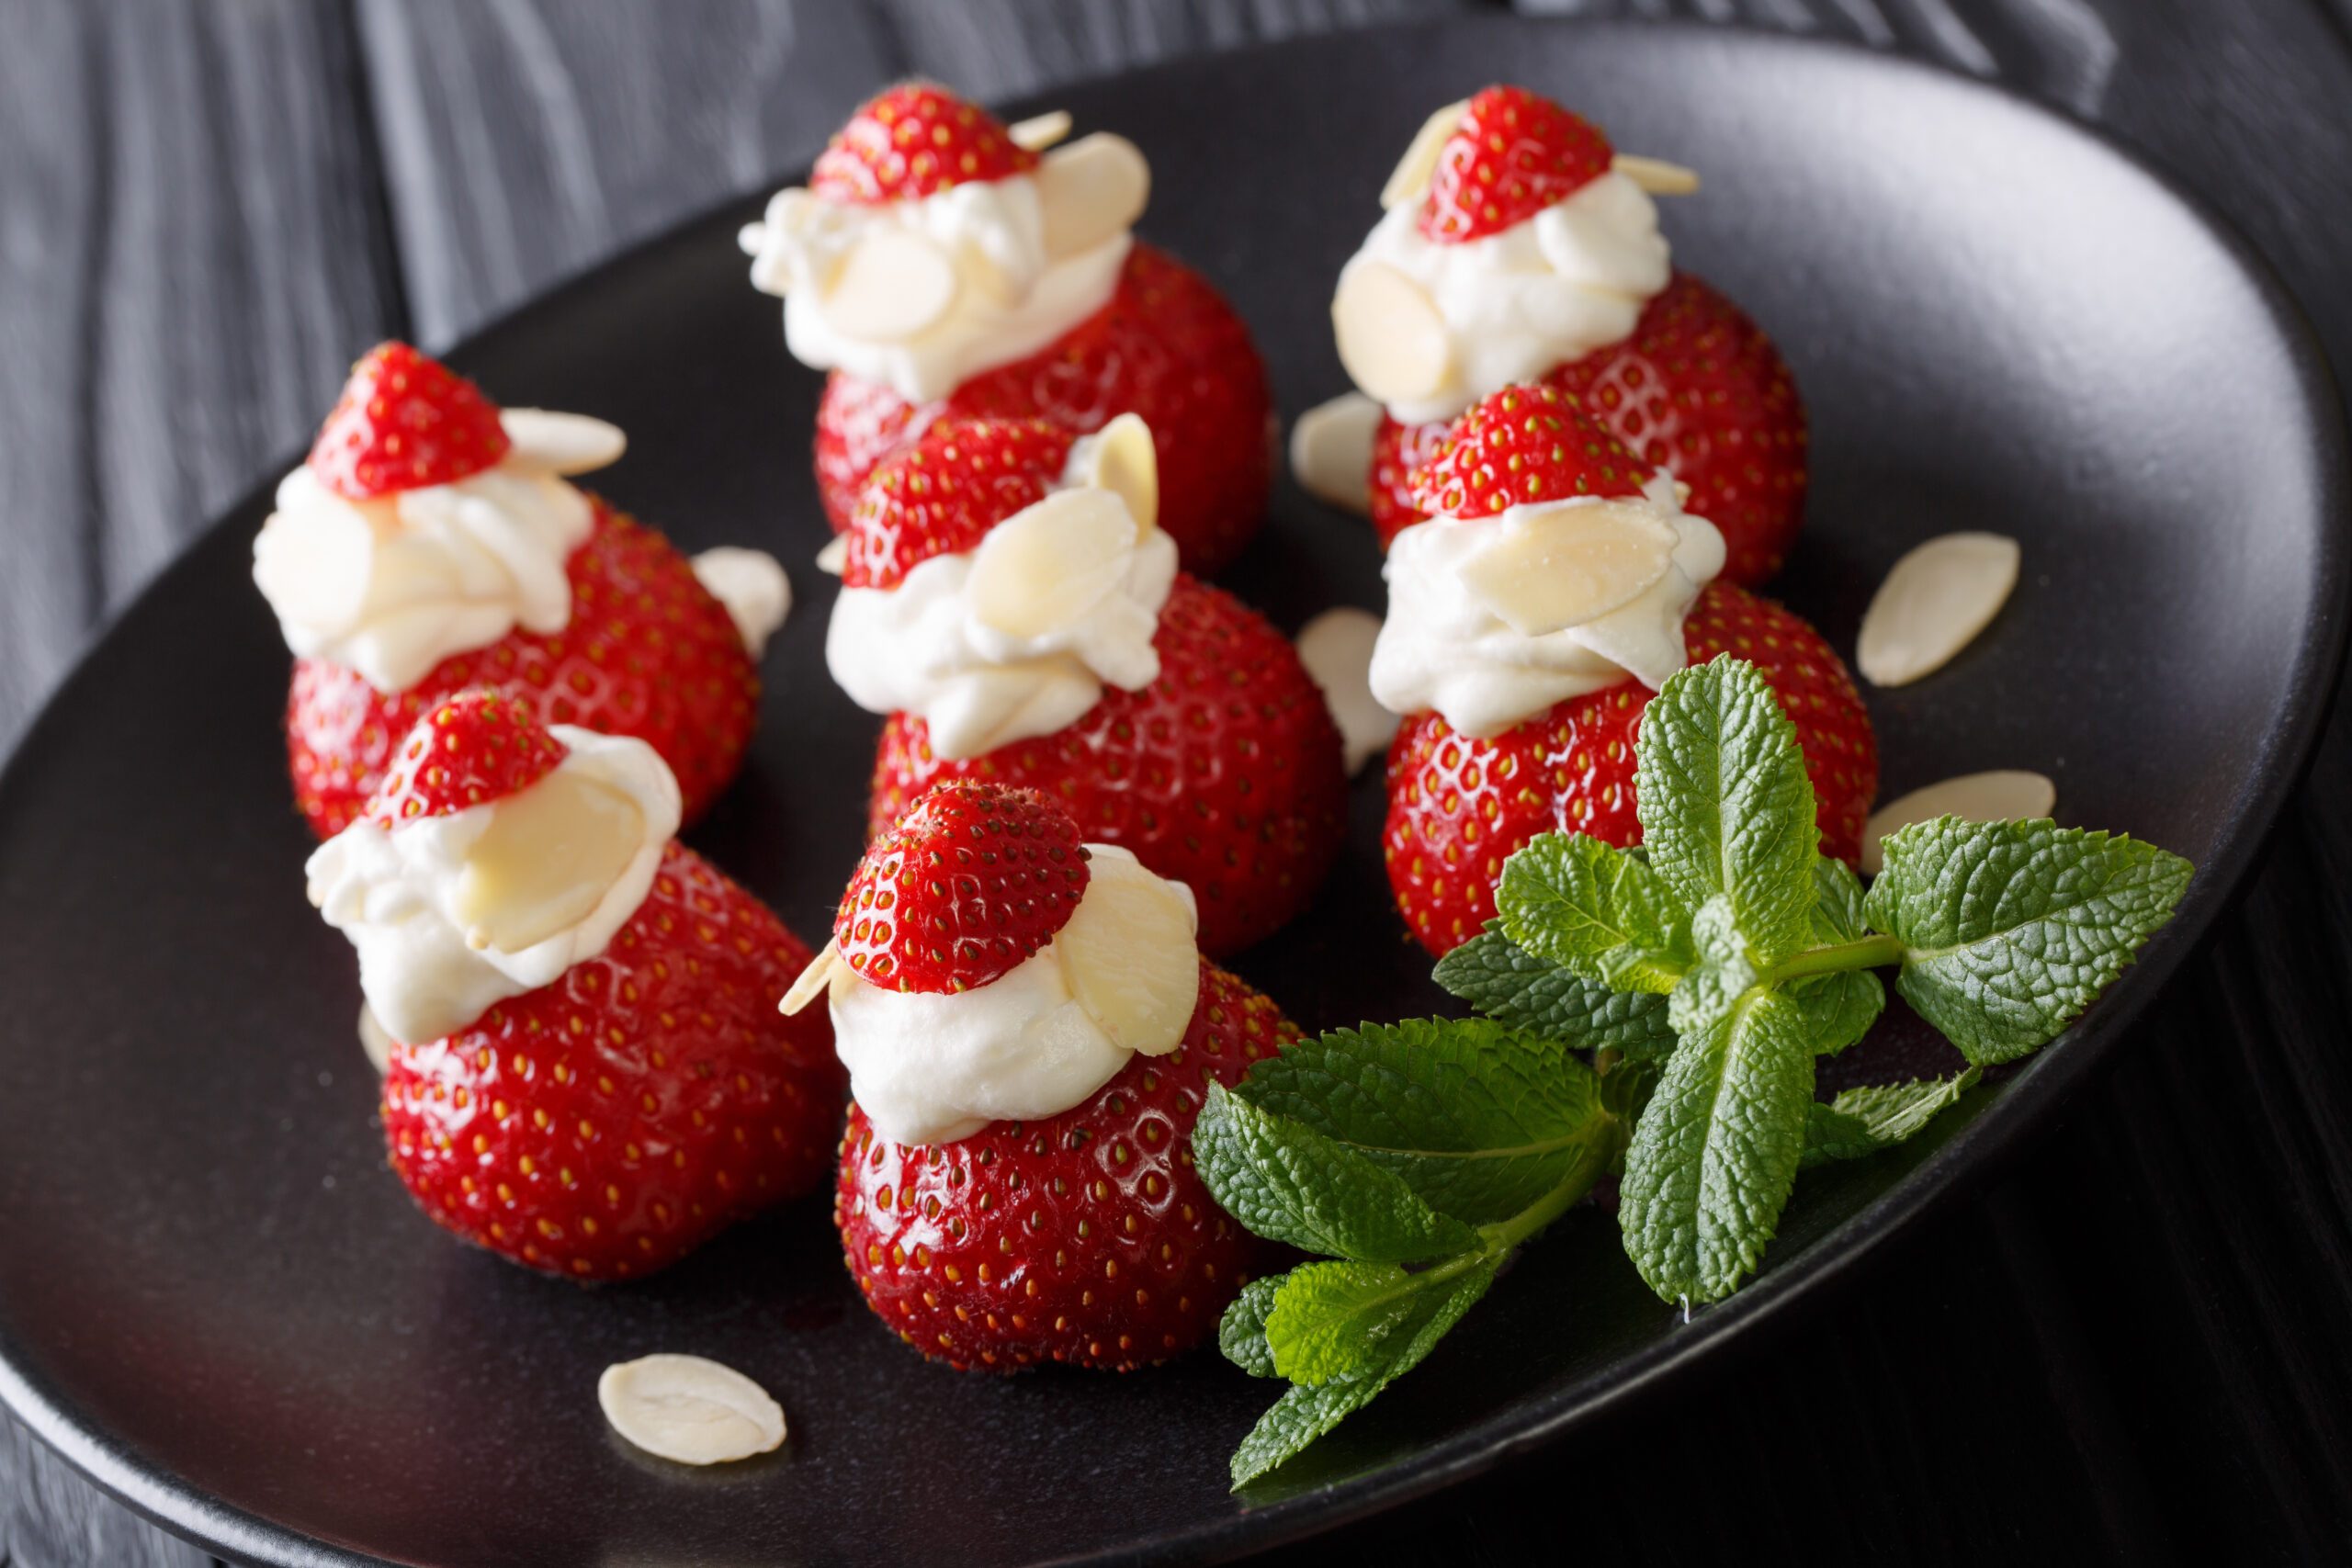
[0,18,2343,1567]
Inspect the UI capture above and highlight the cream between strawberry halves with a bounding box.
[1369,472,1725,739]
[824,847,1198,1145]
[305,728,683,1046]
[1334,173,1670,426]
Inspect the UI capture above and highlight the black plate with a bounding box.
[1,17,2344,1567]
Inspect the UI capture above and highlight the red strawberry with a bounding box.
[1367,276,1807,586]
[364,691,568,829]
[814,244,1272,575]
[286,499,758,839]
[1408,382,1653,516]
[1419,86,1615,244]
[382,840,844,1280]
[836,960,1298,1371]
[1384,581,1877,955]
[836,782,1092,993]
[810,83,1039,206]
[309,342,512,500]
[843,418,1077,590]
[868,577,1347,958]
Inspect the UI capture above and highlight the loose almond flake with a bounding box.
[1007,108,1073,152]
[1077,412,1159,535]
[1860,771,2057,875]
[500,409,628,476]
[1380,98,1469,210]
[452,773,645,953]
[822,229,957,341]
[1858,532,2021,687]
[597,1354,786,1466]
[1287,392,1383,515]
[1611,153,1702,197]
[1295,606,1396,775]
[967,489,1137,641]
[1035,133,1150,261]
[1456,501,1679,637]
[814,536,848,576]
[1332,262,1452,404]
[779,940,840,1018]
[1056,854,1199,1056]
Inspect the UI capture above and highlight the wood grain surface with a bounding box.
[4,1,2350,1563]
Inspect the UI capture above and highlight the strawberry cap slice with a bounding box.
[1409,384,1654,520]
[309,342,512,501]
[837,782,1091,994]
[364,692,569,830]
[845,417,1078,588]
[811,82,1040,207]
[1420,85,1615,244]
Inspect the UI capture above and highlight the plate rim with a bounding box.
[0,15,2345,1567]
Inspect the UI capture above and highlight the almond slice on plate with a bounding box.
[1074,412,1159,535]
[597,1354,786,1466]
[1007,109,1073,152]
[822,229,958,341]
[1295,606,1396,775]
[1380,98,1468,209]
[1858,532,2021,687]
[1611,153,1702,196]
[1332,262,1452,405]
[1288,392,1382,515]
[1056,852,1199,1056]
[1860,770,2057,874]
[1035,133,1150,261]
[814,536,848,576]
[1455,500,1679,637]
[967,488,1137,640]
[499,409,627,476]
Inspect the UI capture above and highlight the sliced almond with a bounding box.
[1861,771,2058,875]
[597,1354,786,1466]
[452,771,646,953]
[1056,853,1198,1055]
[1288,392,1382,515]
[1332,262,1452,405]
[1380,98,1468,210]
[1007,109,1074,152]
[966,488,1137,641]
[1611,153,1702,197]
[1035,133,1149,260]
[691,547,791,658]
[779,939,841,1018]
[814,536,849,576]
[1074,412,1159,535]
[500,409,628,476]
[1456,500,1679,636]
[821,229,957,341]
[1295,606,1396,775]
[357,1003,396,1076]
[1858,532,2021,687]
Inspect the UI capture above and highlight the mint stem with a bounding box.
[1759,932,1905,985]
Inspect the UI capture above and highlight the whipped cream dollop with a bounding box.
[1370,473,1724,739]
[1340,172,1670,425]
[829,846,1197,1145]
[306,728,682,1046]
[690,546,792,657]
[254,462,594,693]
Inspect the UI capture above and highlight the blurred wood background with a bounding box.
[5,0,2352,1562]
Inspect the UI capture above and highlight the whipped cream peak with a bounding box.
[1369,472,1724,739]
[307,728,682,1046]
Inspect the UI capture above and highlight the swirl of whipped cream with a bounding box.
[1370,473,1725,739]
[305,728,682,1046]
[1339,171,1671,426]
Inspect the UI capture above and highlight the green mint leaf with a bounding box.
[1431,928,1677,1059]
[1800,1068,1984,1168]
[1666,896,1760,1040]
[1263,1258,1465,1384]
[1229,1258,1499,1489]
[1634,656,1819,963]
[1863,818,2193,1065]
[1233,1018,1614,1225]
[1621,987,1816,1304]
[1495,832,1693,995]
[1790,968,1885,1056]
[1809,855,1870,943]
[1220,1275,1285,1378]
[1193,1084,1480,1262]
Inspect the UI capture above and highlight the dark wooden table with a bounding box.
[6,1,2351,1562]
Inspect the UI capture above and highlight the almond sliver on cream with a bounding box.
[1456,500,1679,637]
[1035,133,1150,261]
[452,770,648,953]
[1860,770,2057,875]
[1007,108,1074,152]
[1075,412,1159,535]
[821,229,958,341]
[1288,392,1383,515]
[1858,532,2021,687]
[1056,854,1199,1055]
[1611,153,1701,196]
[499,409,627,476]
[1332,262,1452,405]
[779,938,842,1018]
[1380,98,1469,210]
[597,1354,786,1466]
[967,488,1138,641]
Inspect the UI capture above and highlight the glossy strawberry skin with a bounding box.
[1408,383,1651,517]
[285,498,757,840]
[380,843,844,1280]
[868,578,1347,958]
[1368,274,1807,587]
[309,342,511,500]
[1419,85,1615,244]
[1383,581,1876,955]
[843,418,1076,590]
[363,691,568,829]
[813,244,1273,575]
[835,961,1297,1371]
[809,83,1038,205]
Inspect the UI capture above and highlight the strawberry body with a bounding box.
[814,244,1272,575]
[868,577,1347,958]
[835,960,1297,1371]
[810,83,1039,205]
[286,498,757,839]
[380,842,844,1280]
[1368,273,1807,586]
[1384,581,1876,955]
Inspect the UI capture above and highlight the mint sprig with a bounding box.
[1196,654,2193,1486]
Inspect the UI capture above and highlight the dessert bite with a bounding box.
[255,342,786,840]
[307,693,843,1280]
[782,781,1298,1371]
[1372,387,1874,954]
[740,82,1273,573]
[1329,85,1806,586]
[826,414,1346,956]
